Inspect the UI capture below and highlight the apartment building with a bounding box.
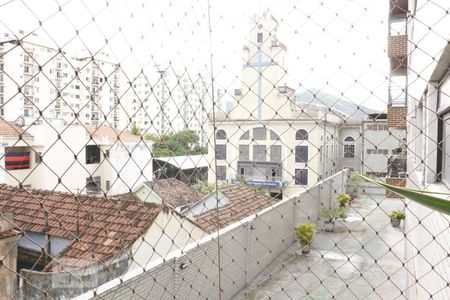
[386,0,408,185]
[207,13,344,199]
[119,68,210,144]
[0,119,153,195]
[0,32,121,127]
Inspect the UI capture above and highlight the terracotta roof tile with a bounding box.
[146,179,205,208]
[84,125,141,143]
[0,185,162,270]
[194,184,277,233]
[0,118,32,138]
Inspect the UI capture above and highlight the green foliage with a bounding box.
[320,207,348,222]
[348,172,363,190]
[358,174,450,216]
[296,223,316,247]
[337,193,351,206]
[195,179,216,194]
[389,210,405,220]
[146,130,207,157]
[130,123,141,136]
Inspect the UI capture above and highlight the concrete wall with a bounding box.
[0,213,20,300]
[75,171,347,299]
[19,253,130,300]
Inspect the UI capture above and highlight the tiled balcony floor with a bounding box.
[237,194,409,299]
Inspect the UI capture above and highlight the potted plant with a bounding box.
[337,193,351,207]
[320,207,349,232]
[295,223,316,254]
[389,210,405,227]
[347,172,362,198]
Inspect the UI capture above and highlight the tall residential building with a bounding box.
[119,68,210,144]
[207,12,346,199]
[0,33,121,127]
[386,0,408,183]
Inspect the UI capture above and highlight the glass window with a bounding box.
[270,145,281,162]
[270,130,280,140]
[216,166,226,181]
[295,129,308,140]
[295,169,308,185]
[253,145,266,162]
[86,176,101,195]
[253,128,266,140]
[86,145,101,164]
[439,74,450,110]
[295,146,308,162]
[239,145,249,161]
[216,129,226,140]
[240,131,249,140]
[257,32,263,43]
[343,136,355,158]
[216,144,227,160]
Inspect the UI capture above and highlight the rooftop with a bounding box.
[145,178,205,208]
[0,118,32,138]
[0,185,162,270]
[194,184,277,233]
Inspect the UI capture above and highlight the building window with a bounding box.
[438,73,450,186]
[343,136,355,158]
[216,166,226,181]
[257,32,263,43]
[270,130,280,140]
[216,144,227,160]
[253,145,266,162]
[105,180,111,191]
[240,131,249,140]
[253,127,267,140]
[295,129,308,140]
[295,169,308,185]
[104,149,110,159]
[86,176,101,195]
[295,146,308,163]
[239,145,249,161]
[86,145,101,164]
[216,129,226,140]
[270,145,281,162]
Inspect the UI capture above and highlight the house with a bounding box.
[0,185,204,299]
[1,121,153,195]
[186,184,278,232]
[133,178,205,211]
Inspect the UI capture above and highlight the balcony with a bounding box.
[231,175,286,188]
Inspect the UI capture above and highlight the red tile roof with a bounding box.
[146,179,205,208]
[0,185,162,270]
[0,118,32,138]
[84,125,141,143]
[194,184,277,233]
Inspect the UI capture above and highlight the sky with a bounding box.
[0,0,390,110]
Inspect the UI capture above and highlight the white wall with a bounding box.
[129,209,205,271]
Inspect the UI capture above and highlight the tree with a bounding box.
[130,123,141,136]
[145,130,207,157]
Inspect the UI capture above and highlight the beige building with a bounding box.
[207,13,345,199]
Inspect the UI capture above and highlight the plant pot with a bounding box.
[302,244,311,254]
[324,221,335,232]
[391,218,401,227]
